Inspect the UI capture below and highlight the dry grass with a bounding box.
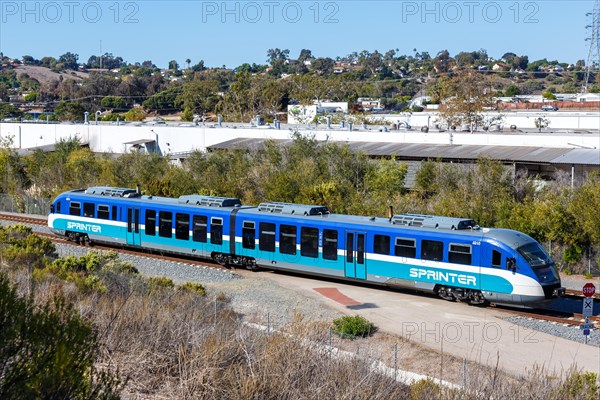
[3,264,598,400]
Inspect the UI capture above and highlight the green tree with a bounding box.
[437,69,499,132]
[168,60,179,70]
[143,87,183,113]
[54,101,85,121]
[504,85,521,97]
[176,79,220,115]
[100,96,125,109]
[0,104,23,120]
[58,51,79,70]
[123,108,146,122]
[0,273,123,398]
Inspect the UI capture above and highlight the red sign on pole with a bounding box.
[582,283,596,297]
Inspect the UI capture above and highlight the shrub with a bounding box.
[553,370,599,399]
[123,108,146,122]
[179,282,207,296]
[410,378,442,400]
[332,315,374,338]
[563,244,583,265]
[0,225,57,270]
[215,291,231,303]
[147,276,175,288]
[0,273,123,397]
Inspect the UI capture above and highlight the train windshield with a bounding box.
[517,242,559,283]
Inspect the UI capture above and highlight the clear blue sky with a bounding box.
[0,1,594,68]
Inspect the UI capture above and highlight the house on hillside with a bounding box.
[492,63,509,71]
[287,101,348,124]
[577,93,600,102]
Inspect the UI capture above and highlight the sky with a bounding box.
[0,1,596,68]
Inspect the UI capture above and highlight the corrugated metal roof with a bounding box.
[207,139,600,166]
[549,148,600,165]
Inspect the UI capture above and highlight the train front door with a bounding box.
[126,207,141,246]
[344,231,366,279]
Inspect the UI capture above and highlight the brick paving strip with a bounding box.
[313,287,362,307]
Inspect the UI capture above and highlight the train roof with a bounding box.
[60,187,537,248]
[238,207,487,237]
[64,187,243,208]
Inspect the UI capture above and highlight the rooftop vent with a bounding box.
[85,186,140,198]
[257,202,329,216]
[178,195,241,208]
[391,214,477,230]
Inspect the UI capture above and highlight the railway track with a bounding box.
[0,213,47,226]
[1,212,598,329]
[34,231,229,270]
[493,305,600,327]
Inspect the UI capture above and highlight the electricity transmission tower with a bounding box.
[583,0,600,93]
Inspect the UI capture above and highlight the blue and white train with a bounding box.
[48,186,565,305]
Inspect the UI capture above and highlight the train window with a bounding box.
[112,206,118,221]
[259,222,276,252]
[323,229,338,260]
[210,218,223,245]
[83,203,95,218]
[159,211,172,238]
[374,234,390,255]
[449,243,472,265]
[394,238,416,258]
[176,213,190,241]
[492,250,502,268]
[192,216,207,242]
[242,221,255,249]
[97,205,110,220]
[56,201,61,214]
[69,202,81,216]
[127,208,132,232]
[134,209,140,234]
[300,227,319,258]
[346,233,354,263]
[280,225,297,255]
[145,210,156,236]
[357,234,365,264]
[421,240,443,261]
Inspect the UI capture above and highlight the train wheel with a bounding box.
[211,252,228,266]
[468,291,488,306]
[436,286,456,302]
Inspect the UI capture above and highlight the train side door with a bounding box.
[345,231,366,279]
[126,207,141,246]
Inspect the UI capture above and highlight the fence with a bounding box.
[0,194,51,216]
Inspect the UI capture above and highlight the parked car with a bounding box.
[541,105,558,111]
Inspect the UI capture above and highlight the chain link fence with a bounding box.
[0,194,51,216]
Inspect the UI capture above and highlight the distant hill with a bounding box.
[15,65,88,83]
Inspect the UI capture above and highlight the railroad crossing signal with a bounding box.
[582,283,596,297]
[580,317,593,340]
[580,319,594,332]
[582,297,594,317]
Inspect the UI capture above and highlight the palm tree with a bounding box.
[185,58,191,69]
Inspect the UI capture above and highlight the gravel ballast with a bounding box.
[505,316,599,347]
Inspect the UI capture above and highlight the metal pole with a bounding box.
[393,344,398,378]
[329,328,332,358]
[440,334,443,382]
